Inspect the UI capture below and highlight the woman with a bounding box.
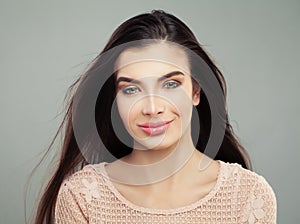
[34,10,276,223]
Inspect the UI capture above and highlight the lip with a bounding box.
[137,120,173,136]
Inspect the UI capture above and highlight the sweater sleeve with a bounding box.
[54,180,89,224]
[255,175,277,223]
[241,174,277,224]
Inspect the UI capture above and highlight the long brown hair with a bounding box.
[32,10,252,224]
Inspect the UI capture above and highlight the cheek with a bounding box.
[172,95,193,123]
[116,96,129,125]
[162,88,194,117]
[116,95,139,128]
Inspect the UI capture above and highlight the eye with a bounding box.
[163,80,181,89]
[122,85,141,95]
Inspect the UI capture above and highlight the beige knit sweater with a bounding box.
[55,160,276,223]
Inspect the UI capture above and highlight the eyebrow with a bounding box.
[116,71,185,85]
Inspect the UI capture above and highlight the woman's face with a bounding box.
[115,43,200,150]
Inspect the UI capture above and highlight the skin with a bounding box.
[106,42,219,209]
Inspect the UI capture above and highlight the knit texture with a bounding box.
[55,160,276,223]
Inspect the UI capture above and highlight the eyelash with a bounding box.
[122,86,140,95]
[163,80,181,89]
[121,80,181,95]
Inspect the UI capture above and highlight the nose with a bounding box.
[142,94,165,116]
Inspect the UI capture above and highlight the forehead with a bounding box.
[115,43,190,79]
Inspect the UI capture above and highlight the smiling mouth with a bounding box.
[137,120,173,136]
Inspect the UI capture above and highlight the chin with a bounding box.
[130,124,184,150]
[134,135,180,151]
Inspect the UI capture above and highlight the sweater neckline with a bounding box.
[93,160,226,214]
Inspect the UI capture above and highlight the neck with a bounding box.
[105,127,207,185]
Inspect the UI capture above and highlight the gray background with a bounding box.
[0,0,299,223]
